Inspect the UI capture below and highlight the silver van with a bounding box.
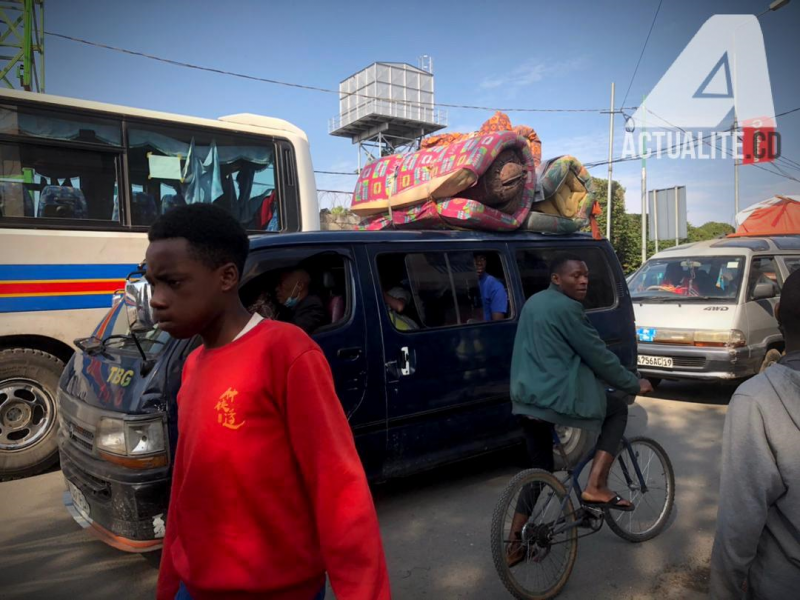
[628,236,800,384]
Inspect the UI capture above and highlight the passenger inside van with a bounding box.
[275,269,327,334]
[474,252,509,321]
[240,254,350,335]
[383,285,419,331]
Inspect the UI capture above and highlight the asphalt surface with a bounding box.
[0,380,734,599]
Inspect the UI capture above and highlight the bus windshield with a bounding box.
[628,256,746,302]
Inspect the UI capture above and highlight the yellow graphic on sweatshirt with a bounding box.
[214,387,246,430]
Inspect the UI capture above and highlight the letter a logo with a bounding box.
[628,15,775,134]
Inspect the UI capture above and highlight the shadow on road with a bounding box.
[650,379,737,406]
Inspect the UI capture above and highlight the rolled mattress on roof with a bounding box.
[352,130,537,232]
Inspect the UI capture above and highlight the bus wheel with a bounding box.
[0,348,64,480]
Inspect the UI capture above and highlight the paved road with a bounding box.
[0,380,733,599]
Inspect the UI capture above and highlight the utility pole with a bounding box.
[733,116,739,216]
[641,94,647,264]
[674,186,680,246]
[652,190,660,254]
[0,0,45,92]
[606,82,615,241]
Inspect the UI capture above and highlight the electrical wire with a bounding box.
[620,0,663,111]
[45,31,639,114]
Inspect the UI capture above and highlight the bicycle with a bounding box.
[490,410,675,599]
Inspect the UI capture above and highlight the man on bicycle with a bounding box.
[508,253,652,547]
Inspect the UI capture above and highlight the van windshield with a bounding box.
[90,301,171,357]
[628,256,745,302]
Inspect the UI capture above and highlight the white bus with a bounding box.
[0,88,319,478]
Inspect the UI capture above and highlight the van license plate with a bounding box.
[638,355,673,368]
[67,481,91,517]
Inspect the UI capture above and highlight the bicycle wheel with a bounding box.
[605,436,675,542]
[490,469,578,599]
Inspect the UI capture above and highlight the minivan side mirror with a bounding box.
[125,279,156,332]
[752,281,777,301]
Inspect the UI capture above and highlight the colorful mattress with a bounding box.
[523,155,602,238]
[353,130,537,232]
[422,110,542,170]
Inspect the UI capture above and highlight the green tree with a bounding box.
[591,178,643,274]
[687,221,734,242]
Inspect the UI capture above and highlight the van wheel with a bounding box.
[0,348,64,481]
[553,425,596,470]
[759,349,783,373]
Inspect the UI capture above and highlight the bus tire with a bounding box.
[0,348,64,480]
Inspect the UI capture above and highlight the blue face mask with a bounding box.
[281,282,300,308]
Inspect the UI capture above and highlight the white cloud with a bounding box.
[479,57,586,90]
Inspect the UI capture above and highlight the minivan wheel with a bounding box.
[553,425,596,470]
[0,348,64,481]
[759,349,783,373]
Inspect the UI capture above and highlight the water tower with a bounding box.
[329,56,447,169]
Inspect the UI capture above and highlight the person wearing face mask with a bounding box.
[276,268,327,334]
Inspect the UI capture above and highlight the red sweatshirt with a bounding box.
[157,320,390,600]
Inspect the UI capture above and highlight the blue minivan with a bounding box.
[56,230,638,551]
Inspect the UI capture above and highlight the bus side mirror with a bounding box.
[125,279,156,332]
[752,282,777,301]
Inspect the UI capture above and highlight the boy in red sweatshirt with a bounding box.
[147,204,390,600]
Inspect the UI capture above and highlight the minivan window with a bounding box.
[628,256,745,302]
[784,256,800,275]
[97,302,170,357]
[379,251,511,329]
[748,256,782,299]
[241,251,349,335]
[516,247,615,310]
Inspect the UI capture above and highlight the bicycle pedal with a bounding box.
[578,507,604,530]
[584,506,604,518]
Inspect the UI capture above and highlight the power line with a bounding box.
[45,31,638,114]
[620,0,663,111]
[586,109,800,187]
[315,170,358,176]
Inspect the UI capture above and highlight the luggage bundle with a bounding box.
[349,112,600,237]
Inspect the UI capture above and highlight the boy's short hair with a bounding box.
[779,269,800,337]
[148,204,249,277]
[550,253,585,276]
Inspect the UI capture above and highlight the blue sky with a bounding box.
[46,0,800,225]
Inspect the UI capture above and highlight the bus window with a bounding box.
[0,142,119,222]
[0,103,122,147]
[126,124,278,230]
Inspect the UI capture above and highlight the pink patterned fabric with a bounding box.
[354,132,536,231]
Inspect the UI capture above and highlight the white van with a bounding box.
[628,236,800,384]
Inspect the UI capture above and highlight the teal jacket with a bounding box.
[510,285,639,432]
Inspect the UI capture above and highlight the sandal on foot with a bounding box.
[582,493,635,512]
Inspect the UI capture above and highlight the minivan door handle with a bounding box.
[400,346,413,376]
[337,347,363,361]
